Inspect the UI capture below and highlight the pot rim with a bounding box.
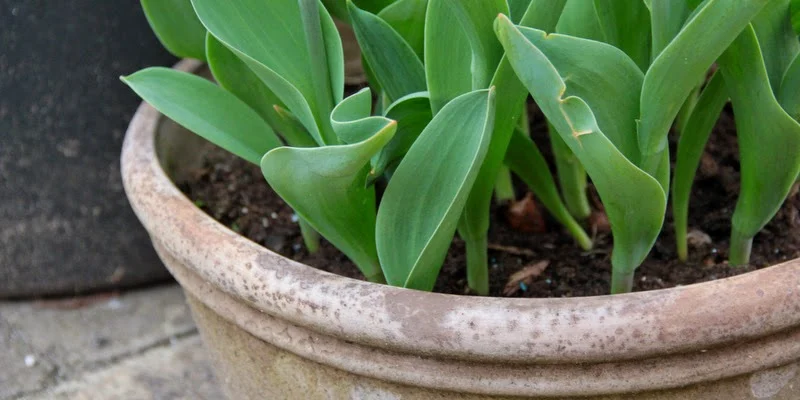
[122,59,800,365]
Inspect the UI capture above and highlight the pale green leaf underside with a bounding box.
[496,17,665,275]
[122,67,280,165]
[376,89,496,290]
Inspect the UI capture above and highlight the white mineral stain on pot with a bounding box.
[749,362,798,398]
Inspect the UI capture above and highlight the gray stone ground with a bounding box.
[0,285,224,400]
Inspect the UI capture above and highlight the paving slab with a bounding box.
[0,285,222,400]
[20,336,223,400]
[0,316,56,399]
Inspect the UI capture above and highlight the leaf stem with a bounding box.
[549,124,591,220]
[610,270,634,294]
[365,268,387,284]
[298,218,320,253]
[494,167,516,203]
[728,228,753,266]
[465,235,489,296]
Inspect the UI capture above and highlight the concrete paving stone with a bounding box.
[20,335,224,400]
[0,316,56,399]
[0,285,196,382]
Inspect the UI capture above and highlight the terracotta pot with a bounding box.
[122,59,800,399]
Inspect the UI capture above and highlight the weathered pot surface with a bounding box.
[122,59,800,399]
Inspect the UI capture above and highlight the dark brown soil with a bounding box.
[178,105,800,297]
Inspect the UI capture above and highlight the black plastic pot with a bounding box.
[0,0,178,297]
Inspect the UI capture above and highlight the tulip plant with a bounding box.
[127,0,800,295]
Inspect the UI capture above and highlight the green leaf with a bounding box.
[424,0,473,113]
[378,0,428,60]
[323,0,396,18]
[370,92,433,183]
[205,33,284,131]
[791,0,800,34]
[122,67,281,165]
[347,1,426,102]
[272,105,319,148]
[672,72,728,261]
[261,89,397,282]
[638,0,771,177]
[593,0,652,71]
[717,24,800,262]
[141,0,208,60]
[458,0,567,295]
[508,0,533,23]
[779,52,800,120]
[505,128,592,250]
[376,89,496,291]
[446,0,509,89]
[752,0,800,94]
[424,0,508,114]
[191,0,341,145]
[547,123,591,220]
[496,16,666,293]
[555,0,604,41]
[645,0,690,59]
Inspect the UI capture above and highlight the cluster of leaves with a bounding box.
[127,0,800,295]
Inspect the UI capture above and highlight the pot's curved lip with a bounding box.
[122,59,800,364]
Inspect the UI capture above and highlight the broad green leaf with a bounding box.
[206,33,284,132]
[779,52,800,120]
[717,24,800,262]
[261,90,397,282]
[191,0,341,145]
[529,21,646,164]
[446,0,509,89]
[425,0,473,113]
[370,92,433,183]
[593,0,652,71]
[752,0,800,94]
[122,67,280,165]
[348,1,426,103]
[376,89,495,291]
[496,16,666,293]
[378,0,428,59]
[508,0,533,24]
[645,0,690,59]
[638,0,771,177]
[672,72,727,260]
[505,128,592,249]
[556,0,604,41]
[141,0,207,61]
